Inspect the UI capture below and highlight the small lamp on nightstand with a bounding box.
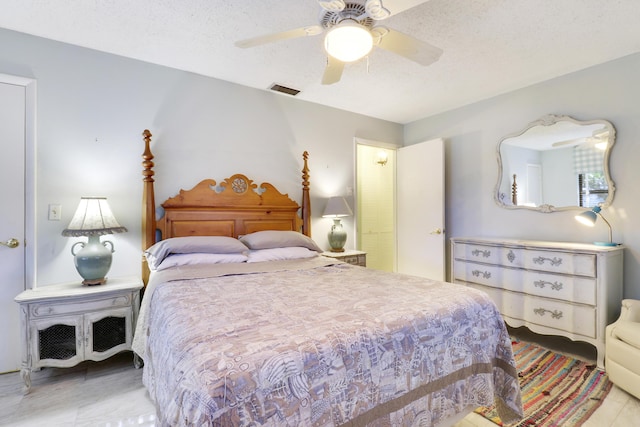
[62,197,127,285]
[322,196,353,252]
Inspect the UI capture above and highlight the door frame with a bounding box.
[0,73,37,289]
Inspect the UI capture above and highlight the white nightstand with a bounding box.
[322,250,367,267]
[14,276,143,392]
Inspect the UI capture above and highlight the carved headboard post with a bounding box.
[141,129,156,284]
[301,151,311,237]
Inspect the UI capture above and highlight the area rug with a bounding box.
[475,339,612,426]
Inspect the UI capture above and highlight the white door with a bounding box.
[397,138,445,280]
[0,80,27,373]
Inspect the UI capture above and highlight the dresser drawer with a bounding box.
[455,242,597,277]
[471,284,597,338]
[453,242,508,265]
[453,262,597,305]
[521,249,596,277]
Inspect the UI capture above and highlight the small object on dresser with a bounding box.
[575,205,619,246]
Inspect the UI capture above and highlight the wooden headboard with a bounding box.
[141,129,311,283]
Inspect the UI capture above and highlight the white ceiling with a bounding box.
[2,0,640,124]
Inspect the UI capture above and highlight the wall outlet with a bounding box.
[48,204,61,221]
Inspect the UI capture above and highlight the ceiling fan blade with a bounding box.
[321,56,345,85]
[552,138,589,148]
[318,0,346,12]
[375,0,431,18]
[373,27,442,66]
[365,0,391,20]
[235,25,323,48]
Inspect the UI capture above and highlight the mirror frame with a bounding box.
[494,114,616,213]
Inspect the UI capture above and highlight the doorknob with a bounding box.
[1,238,19,248]
[430,228,444,235]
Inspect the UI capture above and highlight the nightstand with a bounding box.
[322,250,367,267]
[14,276,142,392]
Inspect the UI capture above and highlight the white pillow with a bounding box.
[240,230,322,252]
[247,247,319,263]
[156,253,249,271]
[145,236,248,270]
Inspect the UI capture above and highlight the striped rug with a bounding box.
[475,339,612,426]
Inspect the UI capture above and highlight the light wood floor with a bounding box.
[1,329,638,426]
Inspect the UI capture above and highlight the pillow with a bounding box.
[156,253,248,271]
[246,247,319,263]
[240,230,323,252]
[145,236,248,270]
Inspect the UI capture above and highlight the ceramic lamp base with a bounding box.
[328,218,347,252]
[71,235,115,285]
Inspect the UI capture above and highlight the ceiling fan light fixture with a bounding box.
[324,21,373,63]
[595,141,608,150]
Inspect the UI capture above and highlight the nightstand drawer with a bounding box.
[341,254,365,266]
[322,250,366,267]
[29,294,134,318]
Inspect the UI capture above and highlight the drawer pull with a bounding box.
[471,249,491,258]
[534,280,563,291]
[472,270,491,279]
[533,308,563,319]
[507,250,516,263]
[533,256,563,267]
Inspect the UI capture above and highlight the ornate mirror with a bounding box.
[495,115,615,212]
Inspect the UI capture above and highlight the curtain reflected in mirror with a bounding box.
[495,115,616,212]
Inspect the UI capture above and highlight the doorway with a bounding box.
[355,142,397,271]
[356,138,446,280]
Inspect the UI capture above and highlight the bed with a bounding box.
[133,130,523,426]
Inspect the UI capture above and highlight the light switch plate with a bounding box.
[48,204,61,221]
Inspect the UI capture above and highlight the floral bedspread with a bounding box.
[137,258,522,426]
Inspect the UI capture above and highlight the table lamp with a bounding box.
[574,205,618,246]
[62,197,127,285]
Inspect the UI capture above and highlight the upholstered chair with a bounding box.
[605,299,640,399]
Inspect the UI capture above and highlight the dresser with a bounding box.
[451,238,623,368]
[14,276,143,392]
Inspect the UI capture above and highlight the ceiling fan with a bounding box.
[235,0,442,85]
[552,129,610,149]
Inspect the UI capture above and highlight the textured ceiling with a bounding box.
[2,0,640,124]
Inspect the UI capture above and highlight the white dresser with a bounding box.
[451,237,623,368]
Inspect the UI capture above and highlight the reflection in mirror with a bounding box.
[495,115,616,212]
